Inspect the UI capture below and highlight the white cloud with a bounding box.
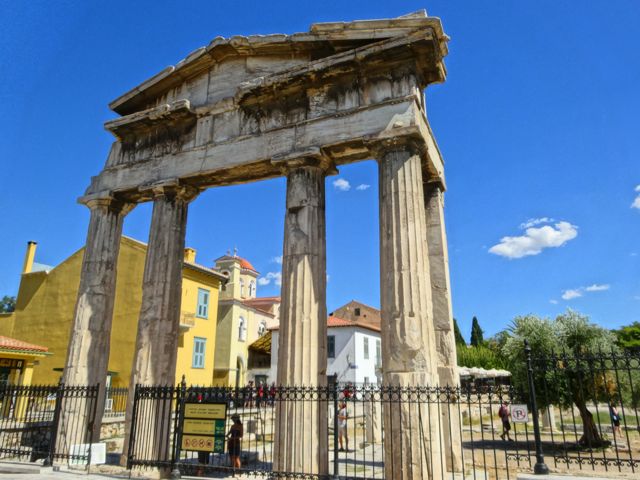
[333,178,351,191]
[271,255,283,264]
[258,272,282,287]
[561,283,610,301]
[549,299,559,305]
[520,217,554,229]
[489,221,578,259]
[326,274,330,283]
[631,252,638,257]
[562,289,583,300]
[632,185,640,209]
[584,284,610,292]
[356,184,370,191]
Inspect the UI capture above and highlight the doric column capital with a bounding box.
[424,179,445,198]
[369,136,427,161]
[140,180,201,203]
[271,147,337,176]
[80,194,135,216]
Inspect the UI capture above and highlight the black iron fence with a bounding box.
[0,346,637,478]
[0,383,100,465]
[528,346,640,473]
[126,349,640,479]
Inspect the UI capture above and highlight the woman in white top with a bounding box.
[338,402,349,452]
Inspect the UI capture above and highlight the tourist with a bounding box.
[610,403,622,438]
[269,382,277,407]
[338,401,349,452]
[498,401,512,441]
[227,414,243,469]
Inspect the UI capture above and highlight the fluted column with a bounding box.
[273,158,329,476]
[377,141,443,480]
[425,181,463,472]
[60,196,133,446]
[122,183,198,472]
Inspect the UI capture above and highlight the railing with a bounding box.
[103,387,128,418]
[125,349,640,479]
[0,383,100,465]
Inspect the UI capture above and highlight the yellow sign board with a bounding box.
[182,434,215,452]
[184,403,226,420]
[184,419,216,435]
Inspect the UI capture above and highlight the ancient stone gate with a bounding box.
[63,11,461,479]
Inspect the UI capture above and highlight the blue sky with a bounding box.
[1,1,638,340]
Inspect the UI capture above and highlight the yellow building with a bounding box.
[0,238,226,387]
[212,253,280,387]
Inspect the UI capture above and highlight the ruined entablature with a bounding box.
[86,11,449,204]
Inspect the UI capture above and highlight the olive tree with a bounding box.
[503,311,618,447]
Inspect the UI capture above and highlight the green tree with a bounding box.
[0,296,15,313]
[614,321,640,351]
[457,345,507,370]
[470,316,484,347]
[453,318,466,346]
[502,310,617,447]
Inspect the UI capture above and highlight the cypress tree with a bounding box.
[470,316,484,347]
[453,318,466,346]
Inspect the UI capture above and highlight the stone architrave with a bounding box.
[378,141,443,480]
[121,183,198,470]
[425,181,463,472]
[273,157,330,476]
[59,196,132,447]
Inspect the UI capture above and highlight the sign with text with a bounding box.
[511,404,529,423]
[181,401,227,454]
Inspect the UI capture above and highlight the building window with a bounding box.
[249,280,256,297]
[327,335,335,359]
[355,307,361,316]
[239,317,247,342]
[239,278,245,297]
[196,288,209,318]
[192,337,206,368]
[375,339,381,367]
[258,321,266,337]
[363,337,369,359]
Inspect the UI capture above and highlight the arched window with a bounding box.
[238,316,247,342]
[258,321,266,337]
[239,278,245,297]
[249,280,256,297]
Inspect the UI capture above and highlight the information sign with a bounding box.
[181,401,227,454]
[511,404,529,423]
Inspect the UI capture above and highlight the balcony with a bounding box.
[179,312,196,332]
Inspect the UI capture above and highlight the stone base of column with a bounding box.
[273,393,328,476]
[383,371,443,480]
[437,364,464,473]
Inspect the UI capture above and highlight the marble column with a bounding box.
[122,183,198,471]
[425,181,463,472]
[377,141,443,480]
[273,160,329,476]
[60,196,132,447]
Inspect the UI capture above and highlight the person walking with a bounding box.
[338,401,349,452]
[227,414,243,469]
[498,401,512,441]
[610,403,622,438]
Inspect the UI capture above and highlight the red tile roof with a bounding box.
[0,336,48,353]
[271,316,380,333]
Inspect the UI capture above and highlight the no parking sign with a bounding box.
[511,404,529,423]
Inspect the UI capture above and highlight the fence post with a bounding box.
[44,380,64,467]
[171,376,187,480]
[86,382,101,469]
[332,376,339,479]
[126,384,141,470]
[524,340,549,475]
